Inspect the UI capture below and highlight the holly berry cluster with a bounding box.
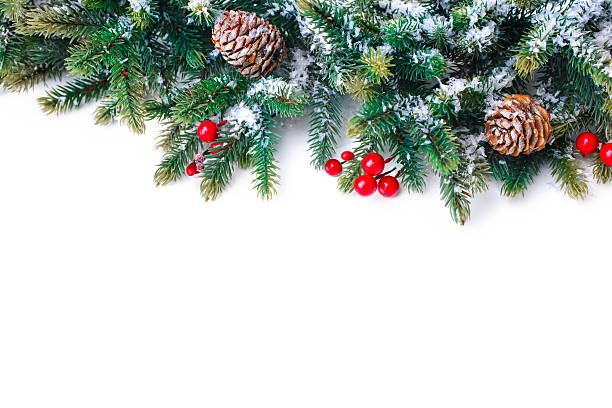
[185,120,227,176]
[576,131,612,166]
[325,152,400,198]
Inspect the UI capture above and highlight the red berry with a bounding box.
[186,162,198,177]
[354,175,377,196]
[601,143,612,166]
[325,159,343,176]
[378,176,400,197]
[210,142,224,154]
[361,153,385,176]
[341,151,355,161]
[576,132,599,156]
[197,121,219,143]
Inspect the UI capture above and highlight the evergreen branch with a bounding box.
[170,74,249,126]
[549,150,589,200]
[394,48,447,81]
[1,62,62,91]
[487,147,544,197]
[64,23,131,77]
[200,136,251,201]
[388,129,427,194]
[18,4,106,40]
[105,54,146,133]
[513,23,552,77]
[155,122,182,151]
[247,78,308,117]
[38,74,110,114]
[154,130,204,186]
[415,123,461,175]
[129,0,159,28]
[440,167,472,226]
[381,16,419,52]
[590,155,612,184]
[249,114,280,199]
[0,0,29,22]
[337,132,378,193]
[307,85,343,169]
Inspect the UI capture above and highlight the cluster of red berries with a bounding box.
[576,131,612,166]
[186,120,227,176]
[325,152,400,197]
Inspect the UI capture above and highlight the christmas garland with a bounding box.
[1,0,611,224]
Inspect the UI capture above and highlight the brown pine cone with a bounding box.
[485,94,552,156]
[212,10,286,79]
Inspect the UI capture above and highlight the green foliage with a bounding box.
[514,24,552,77]
[39,75,110,114]
[381,17,418,52]
[200,136,252,201]
[591,155,612,184]
[155,122,182,151]
[308,85,343,169]
[415,123,461,176]
[394,48,447,81]
[550,151,589,200]
[2,0,612,223]
[154,130,204,186]
[388,129,427,194]
[103,51,146,133]
[440,166,472,226]
[358,48,394,84]
[170,74,249,126]
[247,79,308,117]
[337,134,371,193]
[486,147,547,197]
[17,4,105,40]
[249,114,281,200]
[0,0,29,22]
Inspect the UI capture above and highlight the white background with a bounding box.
[1,87,611,408]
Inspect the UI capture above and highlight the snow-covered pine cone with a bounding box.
[485,94,553,156]
[212,10,286,79]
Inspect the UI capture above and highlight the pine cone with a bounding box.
[212,10,286,79]
[485,94,552,156]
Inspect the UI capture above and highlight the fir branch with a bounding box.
[1,62,62,91]
[18,4,106,40]
[0,0,29,22]
[590,155,612,184]
[337,132,378,193]
[487,147,544,197]
[388,129,427,194]
[415,123,461,175]
[247,78,308,118]
[440,167,472,226]
[155,122,182,151]
[513,23,552,77]
[38,74,110,114]
[394,48,447,81]
[170,74,249,126]
[144,99,175,121]
[381,16,419,52]
[200,136,251,201]
[249,114,280,199]
[307,85,343,169]
[105,53,146,133]
[549,150,589,200]
[129,0,159,28]
[64,24,130,77]
[154,130,204,186]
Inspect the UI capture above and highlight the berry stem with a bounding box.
[218,120,227,127]
[376,168,397,179]
[384,155,396,164]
